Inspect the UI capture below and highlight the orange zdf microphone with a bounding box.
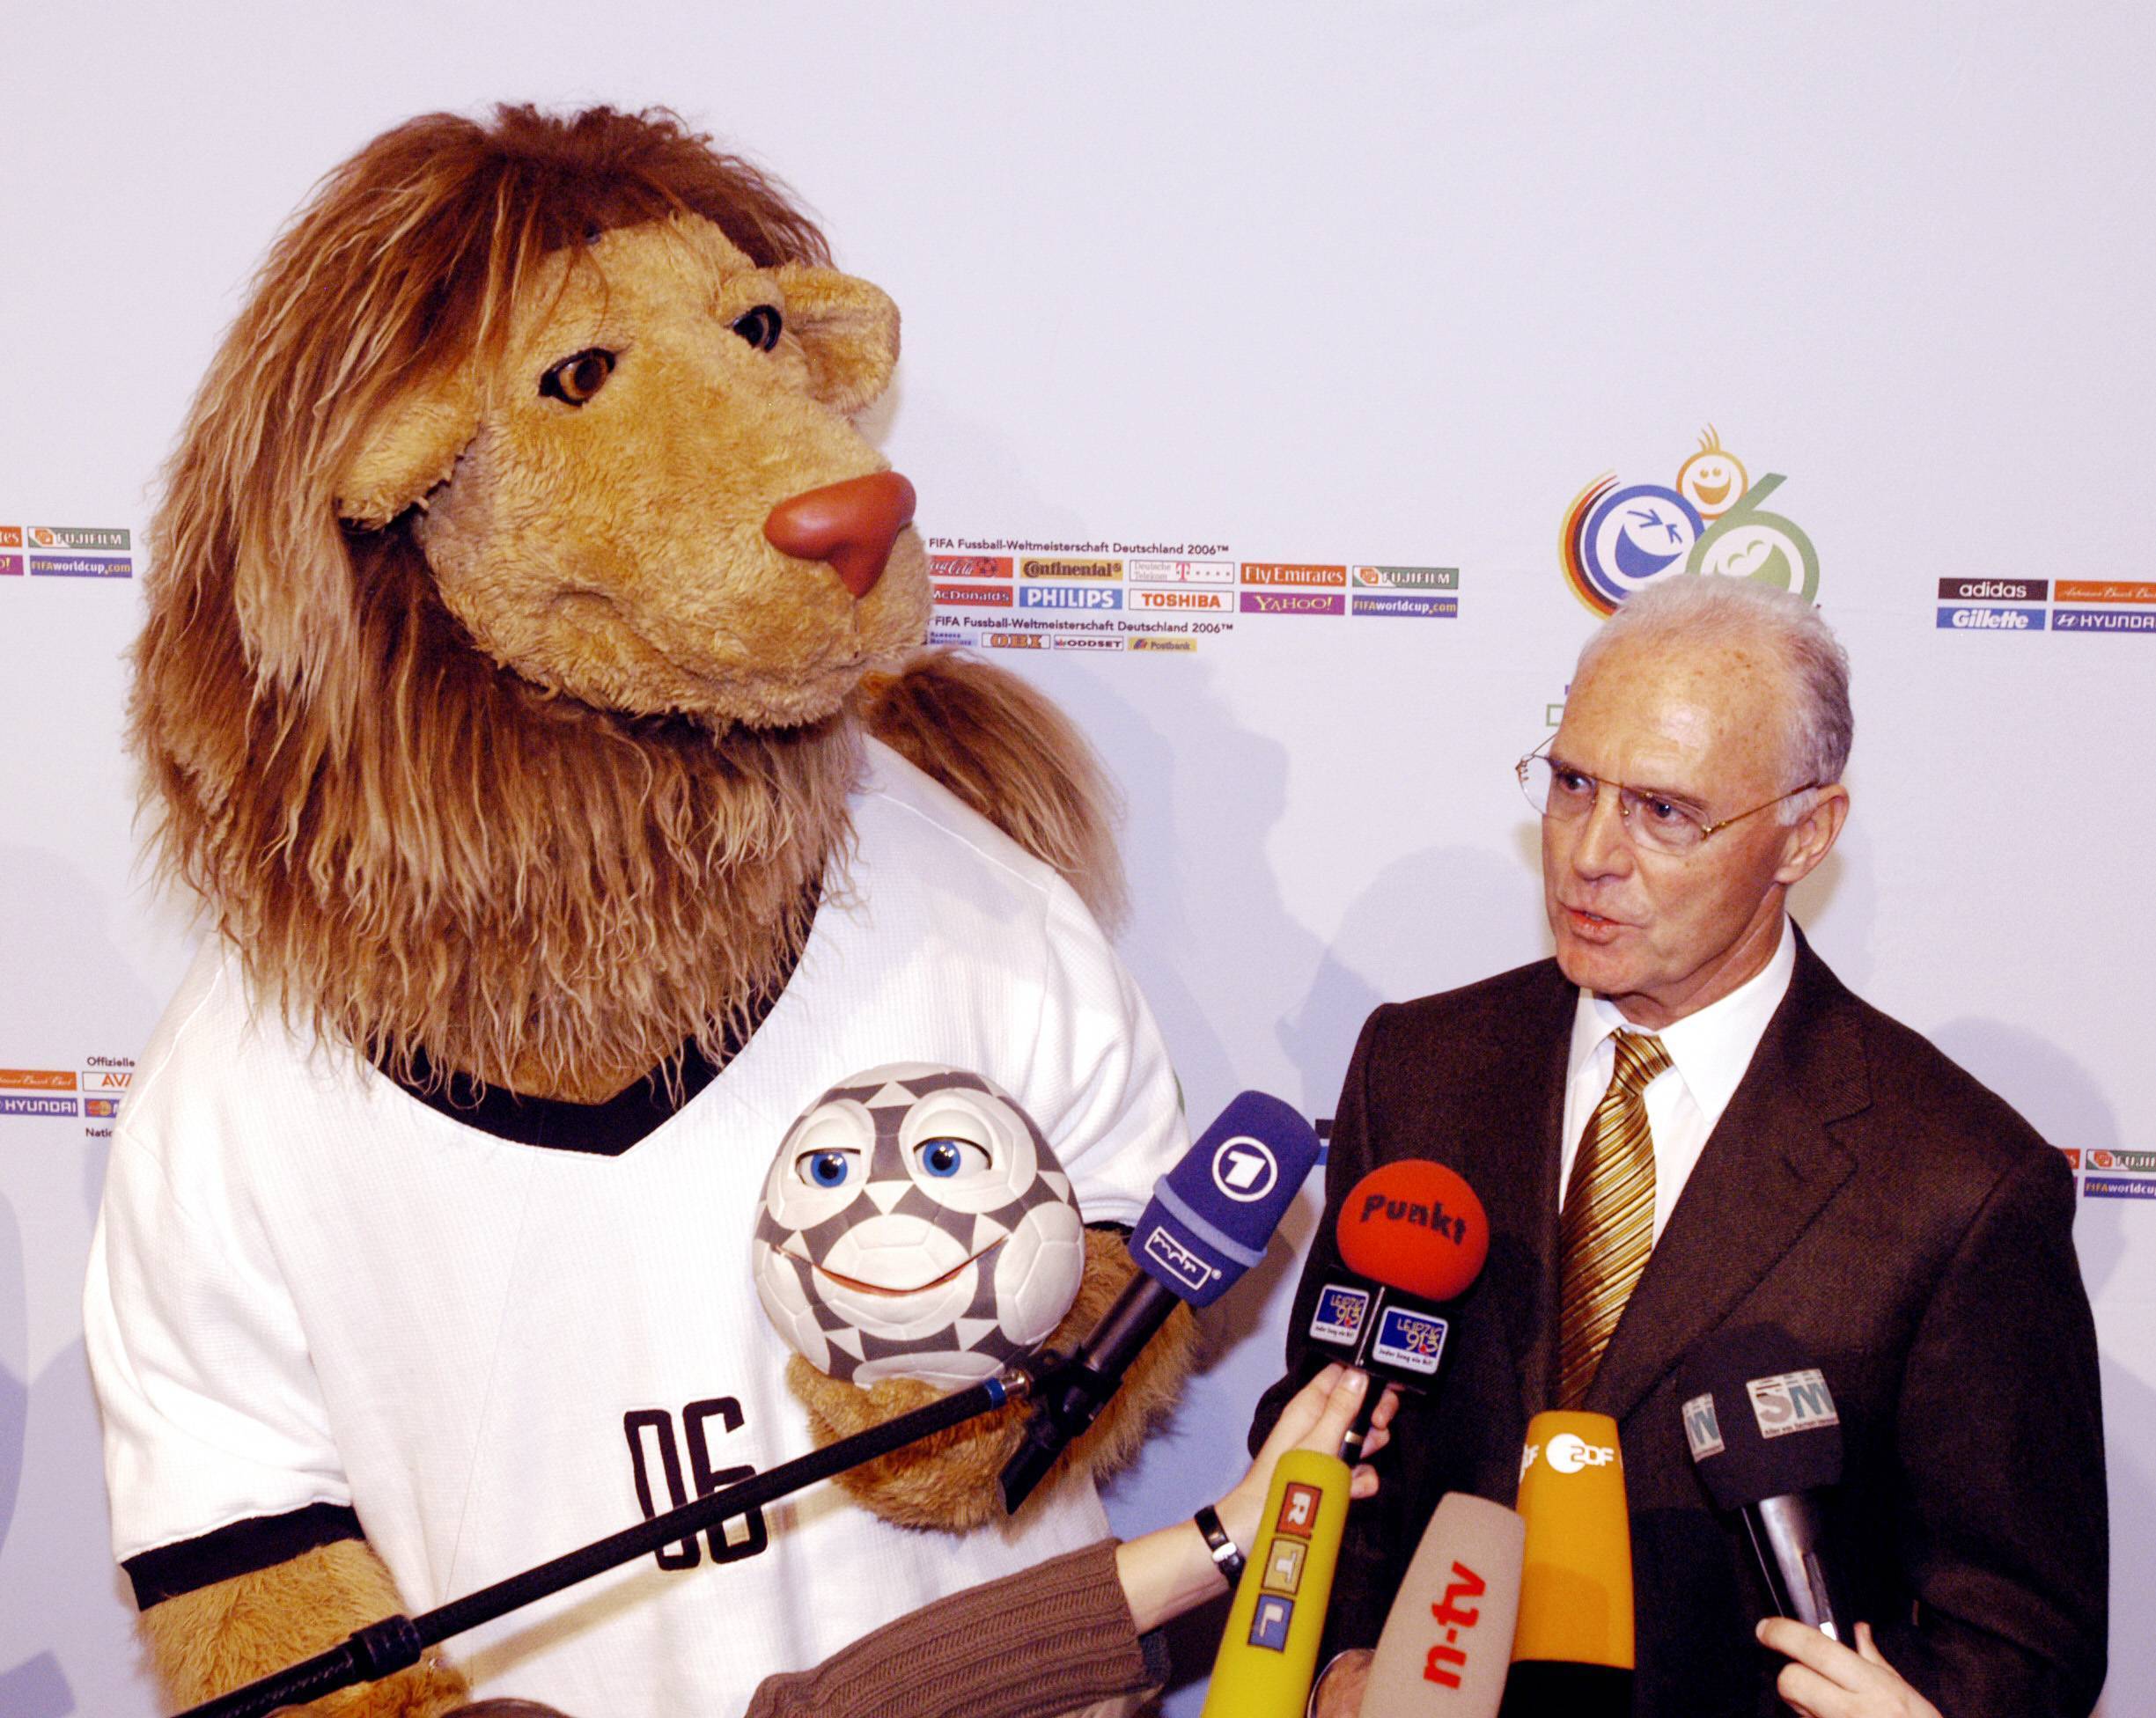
[1364,1493,1527,1714]
[1309,1159,1490,1453]
[1501,1411,1632,1717]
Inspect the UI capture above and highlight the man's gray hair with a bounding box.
[1577,577,1852,820]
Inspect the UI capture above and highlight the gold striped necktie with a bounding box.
[1556,1030,1674,1411]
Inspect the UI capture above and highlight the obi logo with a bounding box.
[1141,1223,1220,1295]
[1561,425,1818,615]
[1212,1134,1279,1203]
[1747,1368,1838,1439]
[1545,1432,1617,1473]
[1681,1391,1725,1459]
[1310,1284,1370,1347]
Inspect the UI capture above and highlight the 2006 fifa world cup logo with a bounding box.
[1560,426,1820,616]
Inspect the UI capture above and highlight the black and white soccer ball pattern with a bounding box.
[752,1063,1087,1388]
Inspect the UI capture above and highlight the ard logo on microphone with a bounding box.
[1140,1222,1220,1296]
[1211,1134,1280,1203]
[1748,1368,1839,1439]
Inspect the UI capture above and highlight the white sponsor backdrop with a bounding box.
[3,4,2151,1712]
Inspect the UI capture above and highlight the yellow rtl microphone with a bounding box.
[1501,1409,1632,1716]
[1199,1446,1350,1718]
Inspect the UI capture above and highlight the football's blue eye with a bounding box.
[802,1150,854,1188]
[916,1137,989,1178]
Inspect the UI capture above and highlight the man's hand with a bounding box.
[1760,1619,1944,1718]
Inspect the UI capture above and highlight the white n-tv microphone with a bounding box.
[1364,1492,1526,1714]
[1679,1324,1857,1643]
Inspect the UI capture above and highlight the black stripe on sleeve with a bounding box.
[123,1501,364,1608]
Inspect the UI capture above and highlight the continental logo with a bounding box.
[1352,565,1458,591]
[1018,556,1121,581]
[934,582,1013,609]
[1019,584,1122,611]
[1240,562,1345,588]
[1561,426,1817,614]
[1351,593,1457,619]
[985,632,1044,649]
[1127,557,1233,587]
[1129,589,1233,612]
[929,554,1012,579]
[1129,635,1196,652]
[1240,591,1343,616]
[0,1068,77,1092]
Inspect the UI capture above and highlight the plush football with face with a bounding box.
[753,1064,1087,1388]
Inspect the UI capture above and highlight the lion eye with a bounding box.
[539,348,617,406]
[731,305,783,353]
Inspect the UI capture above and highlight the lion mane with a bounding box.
[131,106,1120,1098]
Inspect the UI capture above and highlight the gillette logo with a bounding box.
[1211,1135,1280,1203]
[1140,1223,1218,1295]
[1748,1369,1838,1438]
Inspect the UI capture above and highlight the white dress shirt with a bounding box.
[1558,914,1797,1241]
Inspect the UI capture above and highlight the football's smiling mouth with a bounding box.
[814,1240,1003,1297]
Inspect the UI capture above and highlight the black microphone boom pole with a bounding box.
[175,1365,1041,1718]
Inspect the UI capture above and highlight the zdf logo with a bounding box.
[1546,1432,1618,1474]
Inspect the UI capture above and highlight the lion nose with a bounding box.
[763,472,917,599]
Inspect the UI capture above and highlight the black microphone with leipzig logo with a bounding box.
[999,1090,1321,1510]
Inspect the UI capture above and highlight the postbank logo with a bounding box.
[1128,635,1196,652]
[1018,556,1121,581]
[1561,426,1818,615]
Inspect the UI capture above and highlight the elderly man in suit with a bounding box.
[1256,576,2107,1716]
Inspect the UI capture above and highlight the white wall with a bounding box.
[2,4,2148,1712]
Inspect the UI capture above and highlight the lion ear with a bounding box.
[334,366,479,527]
[774,265,900,416]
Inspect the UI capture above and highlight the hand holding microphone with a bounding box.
[1755,1619,1942,1718]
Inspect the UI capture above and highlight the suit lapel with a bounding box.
[1583,938,1871,1427]
[1460,965,1572,1429]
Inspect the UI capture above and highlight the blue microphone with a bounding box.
[999,1092,1321,1510]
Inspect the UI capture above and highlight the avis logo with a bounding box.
[1560,426,1820,616]
[1747,1368,1839,1439]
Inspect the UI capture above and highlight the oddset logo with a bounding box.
[1560,426,1819,616]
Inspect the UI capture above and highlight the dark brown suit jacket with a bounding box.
[1253,936,2108,1715]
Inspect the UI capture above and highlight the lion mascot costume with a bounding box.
[85,106,1194,1718]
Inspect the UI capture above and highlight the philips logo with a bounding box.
[1019,584,1122,610]
[1211,1134,1280,1203]
[1747,1368,1838,1438]
[1545,1432,1618,1474]
[1140,1223,1218,1295]
[1681,1391,1725,1459]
